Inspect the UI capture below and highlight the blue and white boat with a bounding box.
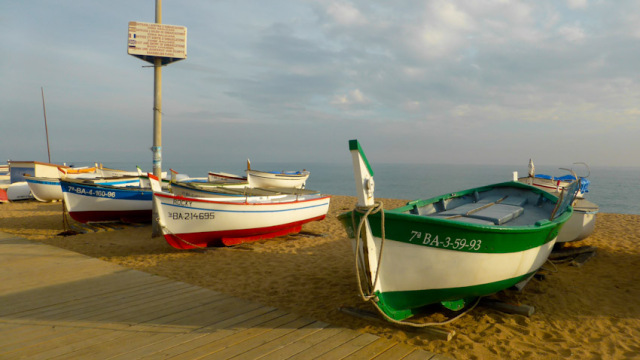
[517,160,599,243]
[26,175,141,203]
[60,178,152,223]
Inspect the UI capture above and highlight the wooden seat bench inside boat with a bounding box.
[410,190,542,226]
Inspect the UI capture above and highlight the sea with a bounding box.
[72,160,640,215]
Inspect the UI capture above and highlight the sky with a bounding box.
[1,0,639,170]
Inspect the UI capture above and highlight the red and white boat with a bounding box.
[149,174,330,248]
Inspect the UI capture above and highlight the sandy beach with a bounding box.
[1,196,639,359]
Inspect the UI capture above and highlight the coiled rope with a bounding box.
[350,201,480,328]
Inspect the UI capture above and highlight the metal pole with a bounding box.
[151,0,162,236]
[41,87,51,163]
[152,0,162,178]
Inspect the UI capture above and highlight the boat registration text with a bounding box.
[66,186,116,198]
[167,212,215,221]
[409,231,482,251]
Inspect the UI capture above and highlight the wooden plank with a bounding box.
[0,257,122,295]
[0,286,223,352]
[0,272,172,316]
[213,320,328,360]
[199,317,319,359]
[2,277,192,320]
[167,312,303,360]
[313,333,380,360]
[136,307,286,359]
[29,302,274,360]
[0,288,226,359]
[108,305,276,360]
[370,343,424,359]
[254,326,347,360]
[287,329,363,360]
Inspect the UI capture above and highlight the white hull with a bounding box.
[246,170,310,189]
[60,180,152,223]
[62,191,151,214]
[7,182,33,201]
[25,177,62,202]
[557,198,599,243]
[154,191,330,248]
[207,171,247,183]
[367,235,556,294]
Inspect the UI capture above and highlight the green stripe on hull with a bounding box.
[376,271,536,321]
[339,192,567,254]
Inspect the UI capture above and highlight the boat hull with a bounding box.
[25,177,62,202]
[61,180,152,223]
[519,177,599,242]
[556,198,599,243]
[246,170,310,189]
[7,182,33,201]
[27,176,141,203]
[154,192,330,249]
[339,181,572,320]
[208,171,247,183]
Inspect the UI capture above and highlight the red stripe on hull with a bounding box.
[0,189,7,203]
[163,215,326,249]
[68,210,152,224]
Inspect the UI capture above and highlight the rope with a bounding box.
[350,200,479,328]
[157,217,209,250]
[541,258,559,273]
[62,199,70,231]
[372,296,481,328]
[352,201,385,301]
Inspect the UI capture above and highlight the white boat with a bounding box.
[95,165,140,178]
[6,182,34,201]
[518,160,591,199]
[517,160,599,243]
[338,140,575,321]
[24,177,62,202]
[246,164,310,189]
[60,178,152,223]
[207,171,247,183]
[170,179,319,199]
[25,174,141,203]
[150,174,330,248]
[556,197,599,243]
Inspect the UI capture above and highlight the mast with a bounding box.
[41,87,51,163]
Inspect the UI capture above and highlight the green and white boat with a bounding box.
[338,140,577,322]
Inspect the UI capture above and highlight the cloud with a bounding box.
[331,89,370,106]
[326,2,367,26]
[558,23,586,42]
[567,0,588,10]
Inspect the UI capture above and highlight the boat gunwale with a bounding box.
[60,179,148,193]
[339,181,573,234]
[247,169,310,178]
[154,190,331,207]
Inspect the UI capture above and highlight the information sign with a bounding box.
[128,21,187,65]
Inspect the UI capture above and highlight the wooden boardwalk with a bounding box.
[0,233,452,359]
